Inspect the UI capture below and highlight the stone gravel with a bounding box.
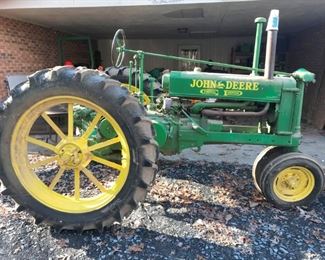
[0,158,324,259]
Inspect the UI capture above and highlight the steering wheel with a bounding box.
[111,29,126,67]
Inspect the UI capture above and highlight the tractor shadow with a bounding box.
[50,159,325,259]
[51,226,239,259]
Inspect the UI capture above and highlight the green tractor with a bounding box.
[0,10,323,231]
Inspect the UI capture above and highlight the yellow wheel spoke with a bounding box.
[74,169,80,200]
[68,103,74,138]
[29,155,59,169]
[82,168,109,193]
[12,96,131,213]
[92,155,123,171]
[27,136,58,153]
[88,137,120,152]
[81,113,103,139]
[41,112,66,140]
[49,167,65,190]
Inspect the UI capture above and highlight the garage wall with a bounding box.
[0,16,60,99]
[0,16,91,100]
[98,36,253,70]
[287,26,325,129]
[100,32,325,129]
[62,40,93,67]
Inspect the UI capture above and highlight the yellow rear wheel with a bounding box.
[0,67,158,230]
[11,96,130,213]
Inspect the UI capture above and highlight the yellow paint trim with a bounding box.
[121,84,151,105]
[81,113,102,140]
[11,96,130,213]
[41,112,66,140]
[49,167,66,190]
[74,168,80,200]
[67,103,74,138]
[29,155,59,169]
[88,137,120,152]
[27,136,58,152]
[91,155,123,171]
[82,167,108,193]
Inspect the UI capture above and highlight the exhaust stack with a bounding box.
[264,9,279,79]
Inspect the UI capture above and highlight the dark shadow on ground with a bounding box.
[49,159,325,259]
[50,226,239,259]
[1,159,324,259]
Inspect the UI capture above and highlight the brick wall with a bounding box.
[0,16,91,100]
[287,26,325,129]
[0,16,59,99]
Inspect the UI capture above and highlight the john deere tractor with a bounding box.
[0,10,323,231]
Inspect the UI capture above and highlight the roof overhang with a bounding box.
[1,0,325,39]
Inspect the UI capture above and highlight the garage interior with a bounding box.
[0,0,325,128]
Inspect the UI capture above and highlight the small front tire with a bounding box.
[252,146,292,192]
[259,153,324,208]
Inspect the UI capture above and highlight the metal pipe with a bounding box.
[292,81,305,135]
[264,10,280,79]
[252,17,266,75]
[201,103,270,118]
[138,51,145,104]
[149,77,155,105]
[190,101,253,114]
[88,38,94,69]
[134,55,138,88]
[128,60,133,91]
[122,47,291,77]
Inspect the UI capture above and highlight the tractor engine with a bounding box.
[160,70,297,134]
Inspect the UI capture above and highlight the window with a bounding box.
[178,45,200,71]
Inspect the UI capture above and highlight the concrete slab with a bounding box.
[163,125,325,167]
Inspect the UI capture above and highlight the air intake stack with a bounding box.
[264,9,279,79]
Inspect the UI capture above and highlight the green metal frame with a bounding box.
[252,17,267,75]
[108,16,315,156]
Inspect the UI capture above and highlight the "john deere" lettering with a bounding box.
[190,79,259,91]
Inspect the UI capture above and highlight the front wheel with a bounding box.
[259,153,324,208]
[252,146,292,192]
[0,67,158,231]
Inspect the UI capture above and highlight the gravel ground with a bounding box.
[1,158,324,259]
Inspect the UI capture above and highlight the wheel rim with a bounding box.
[11,96,130,213]
[252,146,276,192]
[273,166,315,202]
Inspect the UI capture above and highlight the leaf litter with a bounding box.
[0,158,324,259]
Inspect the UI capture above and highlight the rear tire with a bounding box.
[0,66,158,231]
[105,66,162,96]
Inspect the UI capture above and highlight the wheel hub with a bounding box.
[274,166,315,201]
[59,143,83,168]
[281,174,300,190]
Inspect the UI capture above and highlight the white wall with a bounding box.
[1,0,250,9]
[98,36,253,71]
